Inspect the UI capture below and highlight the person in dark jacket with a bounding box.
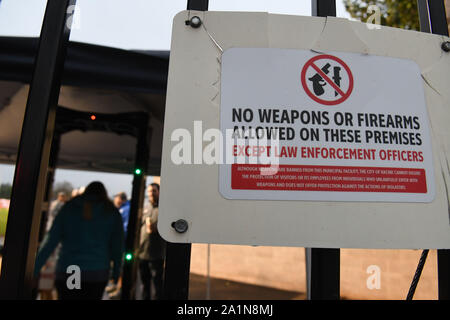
[137,183,166,300]
[34,181,124,300]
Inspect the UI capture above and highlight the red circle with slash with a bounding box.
[301,54,354,106]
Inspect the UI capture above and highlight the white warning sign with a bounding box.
[219,48,435,203]
[160,11,450,249]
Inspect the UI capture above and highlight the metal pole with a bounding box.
[312,0,336,17]
[406,249,429,300]
[417,0,431,33]
[38,133,61,245]
[0,0,76,300]
[305,248,311,299]
[438,250,450,299]
[206,243,211,300]
[307,0,340,300]
[121,116,150,300]
[427,0,449,36]
[32,133,61,299]
[161,0,209,300]
[187,0,209,11]
[306,248,340,300]
[418,0,450,300]
[163,243,192,299]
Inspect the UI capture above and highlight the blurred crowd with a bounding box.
[34,181,165,300]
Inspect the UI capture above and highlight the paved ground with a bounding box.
[1,255,304,300]
[133,272,305,300]
[105,273,305,300]
[189,273,305,300]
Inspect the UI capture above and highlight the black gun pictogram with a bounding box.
[308,63,342,96]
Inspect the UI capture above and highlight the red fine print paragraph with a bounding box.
[231,164,427,193]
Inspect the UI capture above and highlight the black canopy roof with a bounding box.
[0,37,170,175]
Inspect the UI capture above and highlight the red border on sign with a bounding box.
[301,54,354,106]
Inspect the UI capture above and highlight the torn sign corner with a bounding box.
[311,17,370,55]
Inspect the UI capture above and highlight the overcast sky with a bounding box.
[0,0,351,50]
[0,0,352,198]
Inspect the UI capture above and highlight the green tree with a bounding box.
[344,0,419,30]
[0,183,12,199]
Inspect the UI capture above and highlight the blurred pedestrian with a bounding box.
[137,183,166,300]
[71,188,79,198]
[38,192,67,300]
[46,192,67,231]
[113,192,130,237]
[107,191,131,299]
[34,181,124,300]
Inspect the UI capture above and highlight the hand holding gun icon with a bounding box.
[308,63,331,96]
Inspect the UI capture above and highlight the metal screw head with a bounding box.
[442,41,450,52]
[172,219,189,233]
[187,16,202,28]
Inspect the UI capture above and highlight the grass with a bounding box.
[0,208,7,237]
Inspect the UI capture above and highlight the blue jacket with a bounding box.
[119,200,130,235]
[34,195,124,282]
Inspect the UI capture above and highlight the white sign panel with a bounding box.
[219,48,435,203]
[159,11,450,249]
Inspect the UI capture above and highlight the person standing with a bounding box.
[113,192,130,237]
[34,182,124,300]
[137,183,166,300]
[37,192,68,300]
[107,192,131,299]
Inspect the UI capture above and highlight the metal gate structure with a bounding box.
[0,0,448,300]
